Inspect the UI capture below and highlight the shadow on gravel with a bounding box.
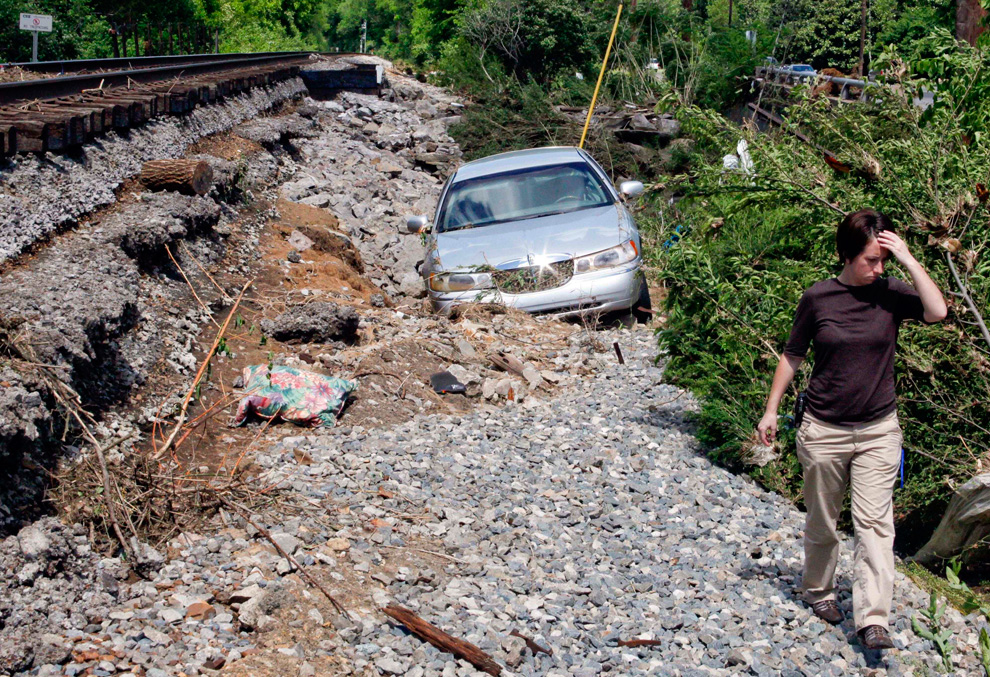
[736,562,891,667]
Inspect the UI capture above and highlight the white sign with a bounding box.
[19,14,53,33]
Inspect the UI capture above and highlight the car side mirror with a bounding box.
[619,181,645,198]
[405,215,429,233]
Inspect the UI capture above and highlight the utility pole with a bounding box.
[858,0,868,76]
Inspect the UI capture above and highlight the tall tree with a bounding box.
[956,0,986,45]
[858,0,868,74]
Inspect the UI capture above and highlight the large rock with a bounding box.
[260,302,359,344]
[235,113,318,147]
[295,226,364,273]
[397,272,426,298]
[912,473,990,565]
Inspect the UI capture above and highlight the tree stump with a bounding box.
[139,159,213,196]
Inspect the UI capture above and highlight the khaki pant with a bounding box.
[796,410,902,630]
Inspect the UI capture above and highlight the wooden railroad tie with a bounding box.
[0,124,16,156]
[0,61,303,156]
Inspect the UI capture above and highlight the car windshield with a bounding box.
[437,162,613,233]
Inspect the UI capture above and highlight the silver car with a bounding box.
[407,147,649,318]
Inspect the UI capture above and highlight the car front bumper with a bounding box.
[429,261,643,318]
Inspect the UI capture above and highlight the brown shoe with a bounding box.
[858,625,895,650]
[811,599,844,624]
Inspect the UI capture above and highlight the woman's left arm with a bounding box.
[877,231,948,323]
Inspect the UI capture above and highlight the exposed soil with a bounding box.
[187,132,266,161]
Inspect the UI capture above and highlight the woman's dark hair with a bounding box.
[836,209,895,263]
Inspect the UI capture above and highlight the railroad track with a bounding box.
[0,52,334,155]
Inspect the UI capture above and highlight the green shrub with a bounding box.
[648,32,990,549]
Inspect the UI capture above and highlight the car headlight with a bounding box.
[428,272,493,292]
[573,240,639,274]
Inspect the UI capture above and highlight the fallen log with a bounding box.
[139,158,214,196]
[383,605,502,675]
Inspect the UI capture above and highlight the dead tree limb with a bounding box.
[154,279,251,461]
[946,251,990,351]
[383,605,502,675]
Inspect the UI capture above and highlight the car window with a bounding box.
[437,162,614,233]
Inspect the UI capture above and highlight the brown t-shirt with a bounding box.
[783,277,927,425]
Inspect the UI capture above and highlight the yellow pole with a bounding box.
[579,3,623,149]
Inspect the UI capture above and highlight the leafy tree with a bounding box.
[0,0,112,61]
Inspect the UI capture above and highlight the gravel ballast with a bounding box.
[4,331,975,676]
[253,331,980,676]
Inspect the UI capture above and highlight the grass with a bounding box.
[901,560,990,614]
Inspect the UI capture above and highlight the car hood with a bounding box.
[432,205,629,271]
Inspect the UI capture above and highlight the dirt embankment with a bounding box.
[0,64,637,677]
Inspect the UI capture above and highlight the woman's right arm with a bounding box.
[757,354,804,445]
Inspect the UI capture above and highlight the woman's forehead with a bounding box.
[862,238,884,256]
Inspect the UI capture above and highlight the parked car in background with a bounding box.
[782,63,817,76]
[405,147,650,319]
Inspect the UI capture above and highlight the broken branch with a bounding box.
[616,638,663,648]
[383,605,502,675]
[509,629,553,656]
[154,279,252,461]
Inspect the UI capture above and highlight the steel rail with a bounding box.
[2,51,359,74]
[0,52,312,106]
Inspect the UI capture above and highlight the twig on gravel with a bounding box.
[395,372,415,397]
[509,630,553,656]
[58,394,134,558]
[616,638,663,648]
[352,368,404,381]
[154,279,252,462]
[164,244,220,329]
[221,498,347,615]
[379,545,465,563]
[178,241,233,302]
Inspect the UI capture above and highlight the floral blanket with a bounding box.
[232,365,357,428]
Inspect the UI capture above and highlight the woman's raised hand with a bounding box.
[876,231,914,265]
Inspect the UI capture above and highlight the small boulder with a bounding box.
[288,230,315,252]
[260,302,359,344]
[455,339,476,359]
[17,524,51,560]
[326,537,351,552]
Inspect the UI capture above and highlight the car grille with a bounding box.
[492,260,573,294]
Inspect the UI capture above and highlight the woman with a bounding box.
[757,210,947,650]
